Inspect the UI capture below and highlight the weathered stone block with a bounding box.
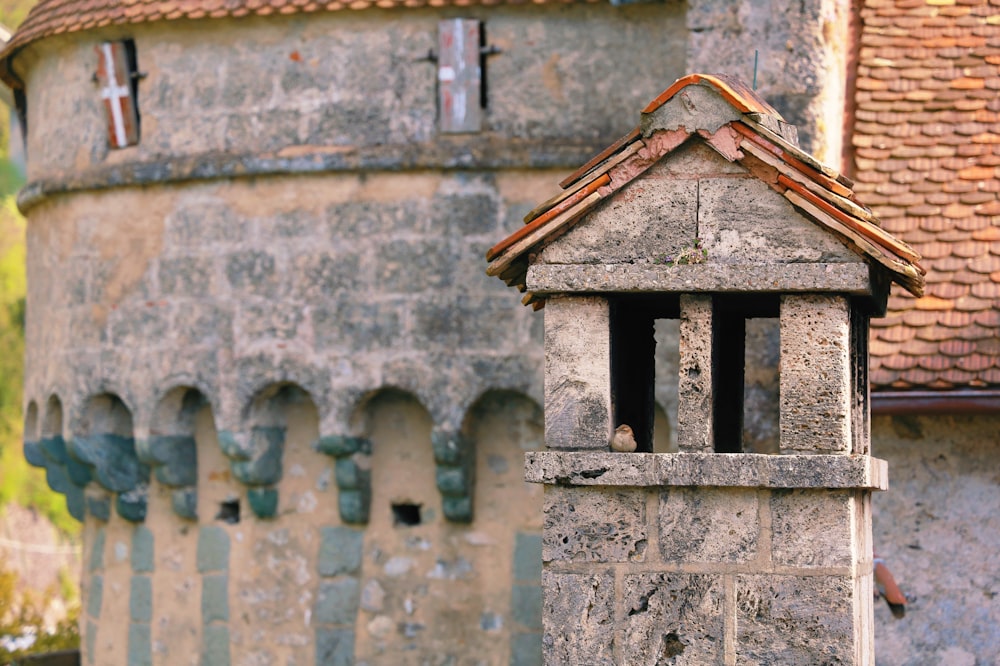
[513,532,543,583]
[247,487,279,519]
[525,452,888,489]
[431,191,500,236]
[543,296,612,450]
[87,495,111,522]
[338,489,370,525]
[542,571,614,666]
[621,573,725,664]
[525,262,875,296]
[641,84,741,136]
[236,302,304,341]
[315,628,354,666]
[512,585,543,631]
[375,240,455,294]
[202,625,230,666]
[197,526,230,573]
[313,300,403,352]
[171,488,198,520]
[166,201,240,247]
[315,435,370,458]
[128,622,151,666]
[69,434,147,493]
[158,255,215,296]
[87,575,103,619]
[770,490,854,568]
[131,526,154,573]
[780,295,852,453]
[90,527,105,572]
[318,526,363,577]
[334,456,368,490]
[538,179,698,266]
[677,295,714,453]
[659,487,759,563]
[116,487,149,523]
[442,495,473,523]
[543,487,646,563]
[130,576,152,623]
[735,574,854,664]
[435,465,470,496]
[138,435,197,487]
[290,252,363,301]
[224,250,281,298]
[202,575,229,624]
[510,632,543,666]
[314,578,360,625]
[699,177,859,264]
[229,427,285,486]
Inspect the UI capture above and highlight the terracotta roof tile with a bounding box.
[858,0,1000,393]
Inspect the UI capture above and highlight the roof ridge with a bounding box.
[486,75,926,302]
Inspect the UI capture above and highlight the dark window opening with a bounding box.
[13,89,27,154]
[712,295,779,453]
[611,295,680,453]
[122,38,141,136]
[392,502,422,526]
[216,499,240,524]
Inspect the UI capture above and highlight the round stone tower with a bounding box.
[3,0,852,663]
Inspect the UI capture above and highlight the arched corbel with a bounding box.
[314,435,372,525]
[217,427,284,519]
[431,429,474,523]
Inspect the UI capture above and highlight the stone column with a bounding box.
[543,295,613,450]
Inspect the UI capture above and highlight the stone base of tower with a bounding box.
[526,451,885,665]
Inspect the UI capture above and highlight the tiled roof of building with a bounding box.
[487,74,925,307]
[855,0,1000,392]
[0,0,599,86]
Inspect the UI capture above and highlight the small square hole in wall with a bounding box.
[216,499,240,524]
[391,502,422,527]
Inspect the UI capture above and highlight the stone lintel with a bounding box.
[526,262,873,295]
[524,452,887,490]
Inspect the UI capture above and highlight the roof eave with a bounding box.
[871,389,1000,415]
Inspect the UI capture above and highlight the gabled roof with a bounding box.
[854,0,1000,394]
[486,74,926,307]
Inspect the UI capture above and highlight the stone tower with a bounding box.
[488,74,925,663]
[2,0,857,664]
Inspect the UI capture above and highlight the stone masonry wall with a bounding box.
[871,414,1000,665]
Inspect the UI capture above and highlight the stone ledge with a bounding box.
[525,262,874,295]
[524,452,887,490]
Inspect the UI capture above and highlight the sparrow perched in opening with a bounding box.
[874,554,906,619]
[610,424,637,453]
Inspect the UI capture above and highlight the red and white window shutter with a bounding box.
[95,41,139,149]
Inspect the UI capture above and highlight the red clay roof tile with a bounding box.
[857,0,1000,394]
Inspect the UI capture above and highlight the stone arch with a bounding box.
[69,393,148,523]
[23,400,42,467]
[140,386,208,520]
[463,389,545,660]
[218,382,319,519]
[27,394,90,521]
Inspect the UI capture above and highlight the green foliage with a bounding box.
[0,553,80,662]
[0,0,38,31]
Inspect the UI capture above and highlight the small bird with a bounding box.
[874,554,906,619]
[610,424,637,453]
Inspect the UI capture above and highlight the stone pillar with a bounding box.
[677,295,714,453]
[543,295,613,450]
[527,451,884,664]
